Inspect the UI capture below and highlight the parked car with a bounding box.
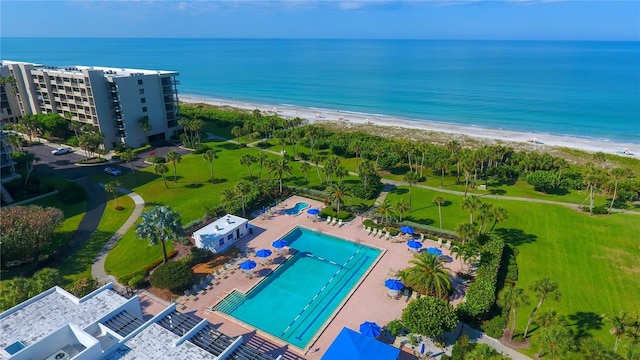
[104,167,122,176]
[51,147,73,155]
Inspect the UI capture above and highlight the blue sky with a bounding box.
[1,1,639,40]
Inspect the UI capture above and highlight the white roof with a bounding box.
[112,324,212,360]
[0,287,127,359]
[193,214,248,238]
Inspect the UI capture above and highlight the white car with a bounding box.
[51,147,73,155]
[104,167,122,176]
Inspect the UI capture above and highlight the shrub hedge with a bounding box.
[132,144,152,154]
[149,261,194,292]
[456,238,505,320]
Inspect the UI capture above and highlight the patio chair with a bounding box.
[419,233,425,241]
[385,231,391,241]
[367,227,373,235]
[337,219,343,227]
[437,238,443,248]
[326,216,332,224]
[379,229,385,238]
[445,240,452,249]
[331,217,337,226]
[372,228,379,237]
[205,305,214,314]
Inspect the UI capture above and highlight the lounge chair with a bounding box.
[331,218,338,226]
[437,238,443,248]
[337,219,343,227]
[385,231,391,241]
[366,227,372,235]
[326,216,332,224]
[378,229,385,238]
[419,233,425,241]
[445,240,452,249]
[206,305,214,314]
[374,229,381,237]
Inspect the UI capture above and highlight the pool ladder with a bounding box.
[213,291,246,314]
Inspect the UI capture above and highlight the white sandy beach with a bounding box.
[181,95,639,159]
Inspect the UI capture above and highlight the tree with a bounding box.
[394,199,409,222]
[220,188,240,214]
[403,171,420,211]
[0,278,31,311]
[398,252,452,298]
[269,158,292,194]
[523,277,561,339]
[607,311,629,353]
[401,296,458,339]
[203,148,218,183]
[498,286,530,340]
[120,149,136,175]
[536,309,566,328]
[256,152,269,179]
[0,206,64,265]
[236,180,253,217]
[135,206,184,264]
[154,162,169,189]
[22,151,40,187]
[104,181,121,209]
[461,196,481,224]
[450,241,480,274]
[537,326,576,360]
[455,222,476,246]
[240,153,255,179]
[372,199,395,224]
[583,163,608,215]
[490,206,508,232]
[432,195,446,228]
[166,150,182,182]
[31,268,64,294]
[326,181,352,213]
[138,116,151,140]
[310,154,322,182]
[300,161,311,190]
[609,168,633,211]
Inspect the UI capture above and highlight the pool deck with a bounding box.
[143,195,466,360]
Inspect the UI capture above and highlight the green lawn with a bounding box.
[387,186,640,354]
[59,194,134,283]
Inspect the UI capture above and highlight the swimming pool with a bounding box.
[283,202,310,216]
[214,227,381,349]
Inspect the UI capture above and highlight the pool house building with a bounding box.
[193,214,250,253]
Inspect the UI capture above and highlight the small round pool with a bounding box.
[284,202,310,216]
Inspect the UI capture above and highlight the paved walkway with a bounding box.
[460,323,533,360]
[91,187,145,290]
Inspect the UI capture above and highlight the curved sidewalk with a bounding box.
[91,188,145,289]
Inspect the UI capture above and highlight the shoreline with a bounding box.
[180,94,639,159]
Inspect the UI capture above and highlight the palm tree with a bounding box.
[104,181,121,209]
[220,187,238,203]
[461,196,481,224]
[432,195,446,228]
[394,199,409,222]
[455,222,476,246]
[240,153,255,179]
[203,148,218,183]
[22,152,40,187]
[300,162,311,190]
[326,182,351,213]
[154,163,169,189]
[435,156,449,188]
[120,149,136,175]
[256,152,269,179]
[536,309,566,328]
[166,150,182,182]
[523,277,561,339]
[403,171,420,211]
[236,180,252,217]
[582,163,608,215]
[537,326,575,360]
[607,311,629,353]
[373,199,395,224]
[310,154,322,182]
[498,286,530,340]
[609,168,632,211]
[490,206,508,232]
[138,116,151,141]
[450,241,480,274]
[269,158,292,194]
[135,206,184,264]
[398,252,452,298]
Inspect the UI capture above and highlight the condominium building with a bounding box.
[0,131,19,204]
[0,60,181,150]
[0,284,278,360]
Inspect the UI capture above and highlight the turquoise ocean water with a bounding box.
[2,38,639,143]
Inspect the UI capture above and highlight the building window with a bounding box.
[227,234,233,240]
[139,89,144,95]
[219,238,224,246]
[142,106,147,113]
[137,79,143,85]
[141,97,146,104]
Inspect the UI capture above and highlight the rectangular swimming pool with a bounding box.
[214,226,381,349]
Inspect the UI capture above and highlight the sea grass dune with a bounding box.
[182,95,639,158]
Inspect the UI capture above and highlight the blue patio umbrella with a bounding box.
[407,240,422,249]
[384,279,404,290]
[426,247,443,256]
[307,208,320,215]
[359,321,381,338]
[400,225,415,234]
[239,260,257,270]
[255,249,272,258]
[272,239,288,248]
